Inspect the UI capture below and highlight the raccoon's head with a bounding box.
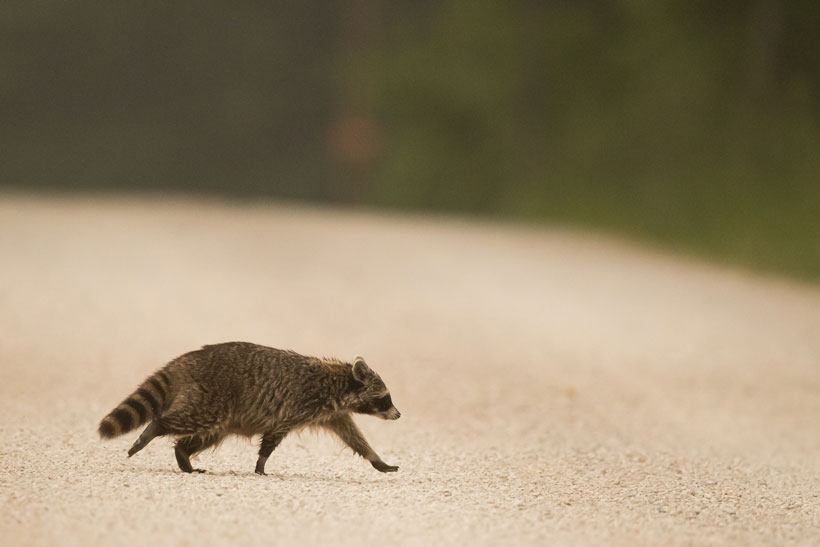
[348,356,400,420]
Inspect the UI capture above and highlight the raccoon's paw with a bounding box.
[371,461,399,473]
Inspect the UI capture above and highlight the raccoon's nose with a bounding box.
[393,409,401,420]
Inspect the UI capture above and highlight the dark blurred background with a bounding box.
[2,1,819,279]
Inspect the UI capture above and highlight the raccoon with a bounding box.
[98,342,400,475]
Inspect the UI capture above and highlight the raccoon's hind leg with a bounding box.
[255,431,287,476]
[174,432,220,473]
[128,420,166,457]
[325,415,398,473]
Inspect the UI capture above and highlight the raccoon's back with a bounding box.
[169,342,310,403]
[179,342,292,379]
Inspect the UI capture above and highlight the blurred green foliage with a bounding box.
[2,1,819,279]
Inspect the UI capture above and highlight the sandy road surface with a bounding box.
[1,194,819,546]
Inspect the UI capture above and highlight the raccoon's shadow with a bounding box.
[141,467,372,485]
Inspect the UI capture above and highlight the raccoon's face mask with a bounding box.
[351,357,401,420]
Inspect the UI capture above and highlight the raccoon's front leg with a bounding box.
[326,414,398,473]
[255,431,287,475]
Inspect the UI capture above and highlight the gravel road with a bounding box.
[1,194,819,546]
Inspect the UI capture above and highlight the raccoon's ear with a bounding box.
[352,356,372,383]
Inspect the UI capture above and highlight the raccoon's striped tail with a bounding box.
[98,370,171,439]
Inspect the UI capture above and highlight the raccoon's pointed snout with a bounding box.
[386,407,401,420]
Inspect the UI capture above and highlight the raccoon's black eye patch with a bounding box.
[373,394,392,412]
